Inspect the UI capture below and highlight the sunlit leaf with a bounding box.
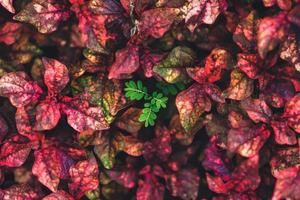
[176,84,211,132]
[223,69,254,101]
[13,0,70,34]
[0,72,42,107]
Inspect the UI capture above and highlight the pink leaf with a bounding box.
[0,72,42,107]
[0,22,22,45]
[61,97,110,132]
[0,0,15,13]
[42,57,69,94]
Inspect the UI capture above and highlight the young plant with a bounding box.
[124,80,169,127]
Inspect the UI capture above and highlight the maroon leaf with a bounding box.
[166,168,200,200]
[0,184,40,200]
[115,107,143,135]
[68,156,99,199]
[227,124,270,157]
[184,0,228,32]
[138,8,178,39]
[0,115,8,143]
[33,100,61,131]
[0,22,22,45]
[13,0,70,34]
[283,93,300,133]
[42,190,74,200]
[240,98,272,123]
[263,79,295,108]
[271,115,297,145]
[202,138,231,180]
[228,155,261,192]
[176,84,211,132]
[257,12,290,58]
[0,72,42,107]
[0,0,15,13]
[42,57,69,94]
[287,5,300,27]
[108,45,140,79]
[137,172,165,200]
[61,97,109,132]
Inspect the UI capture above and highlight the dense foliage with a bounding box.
[0,0,300,199]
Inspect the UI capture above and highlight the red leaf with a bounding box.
[61,97,109,132]
[0,184,40,200]
[32,147,74,192]
[204,48,232,83]
[0,72,42,107]
[15,106,44,141]
[206,173,228,194]
[0,0,15,13]
[272,170,300,200]
[0,140,32,167]
[73,3,116,52]
[228,155,261,192]
[237,53,260,79]
[33,100,61,131]
[42,57,69,94]
[270,148,300,200]
[227,124,270,157]
[136,173,165,200]
[68,156,99,199]
[42,190,74,200]
[138,8,178,39]
[240,98,272,123]
[13,0,69,34]
[105,167,137,188]
[108,45,140,79]
[284,93,300,133]
[271,115,297,145]
[270,148,299,180]
[184,0,228,32]
[143,125,172,162]
[176,84,211,132]
[257,12,290,58]
[166,168,200,200]
[0,22,22,45]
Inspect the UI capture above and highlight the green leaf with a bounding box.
[124,80,147,100]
